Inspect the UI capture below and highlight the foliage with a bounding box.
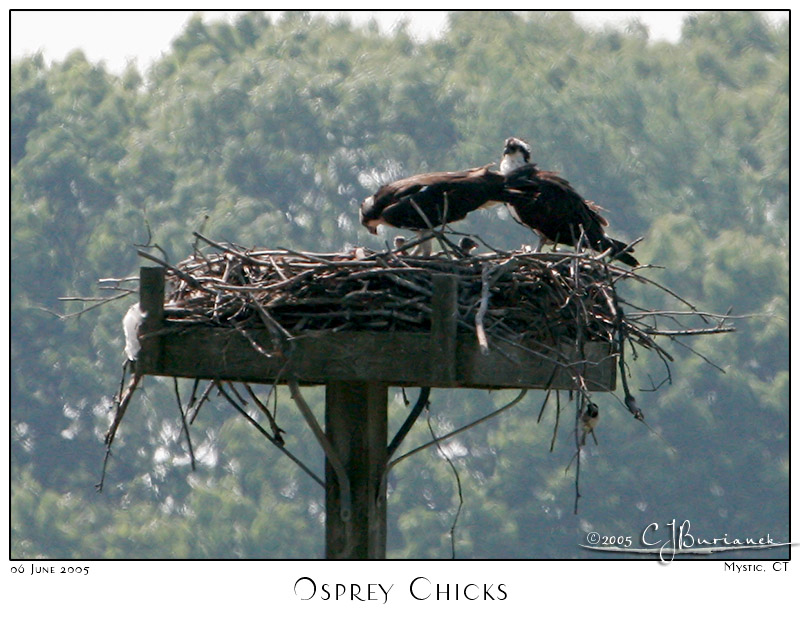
[10,10,788,559]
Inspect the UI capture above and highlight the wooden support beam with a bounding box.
[324,381,388,559]
[153,328,616,391]
[430,274,458,384]
[138,266,165,375]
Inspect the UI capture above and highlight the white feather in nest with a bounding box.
[122,303,147,361]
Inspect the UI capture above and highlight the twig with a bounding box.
[97,361,141,492]
[389,390,528,470]
[550,390,561,452]
[214,381,323,487]
[244,383,285,445]
[426,414,463,560]
[46,291,134,319]
[475,263,492,354]
[669,337,727,373]
[188,381,214,424]
[408,198,453,259]
[387,387,431,459]
[288,381,352,521]
[173,378,196,471]
[137,249,214,294]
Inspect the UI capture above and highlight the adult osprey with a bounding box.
[500,137,639,267]
[360,164,506,239]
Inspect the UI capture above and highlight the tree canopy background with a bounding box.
[10,10,788,559]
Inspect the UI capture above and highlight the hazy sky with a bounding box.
[10,10,787,75]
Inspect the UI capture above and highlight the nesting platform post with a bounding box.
[136,263,617,559]
[323,275,457,558]
[325,381,388,559]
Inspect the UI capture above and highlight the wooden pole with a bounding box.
[322,275,456,559]
[325,381,388,559]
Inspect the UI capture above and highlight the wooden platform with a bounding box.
[137,267,617,391]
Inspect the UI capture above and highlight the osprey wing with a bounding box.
[361,165,504,233]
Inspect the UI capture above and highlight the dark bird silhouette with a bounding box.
[580,402,600,446]
[458,236,479,256]
[360,164,507,236]
[500,137,639,267]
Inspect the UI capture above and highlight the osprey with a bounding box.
[360,164,507,241]
[500,137,639,267]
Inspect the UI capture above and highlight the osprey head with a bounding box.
[359,195,381,234]
[500,137,532,174]
[459,236,479,255]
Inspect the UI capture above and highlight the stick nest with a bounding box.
[162,244,632,344]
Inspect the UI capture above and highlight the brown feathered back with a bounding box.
[503,164,638,266]
[360,164,505,233]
